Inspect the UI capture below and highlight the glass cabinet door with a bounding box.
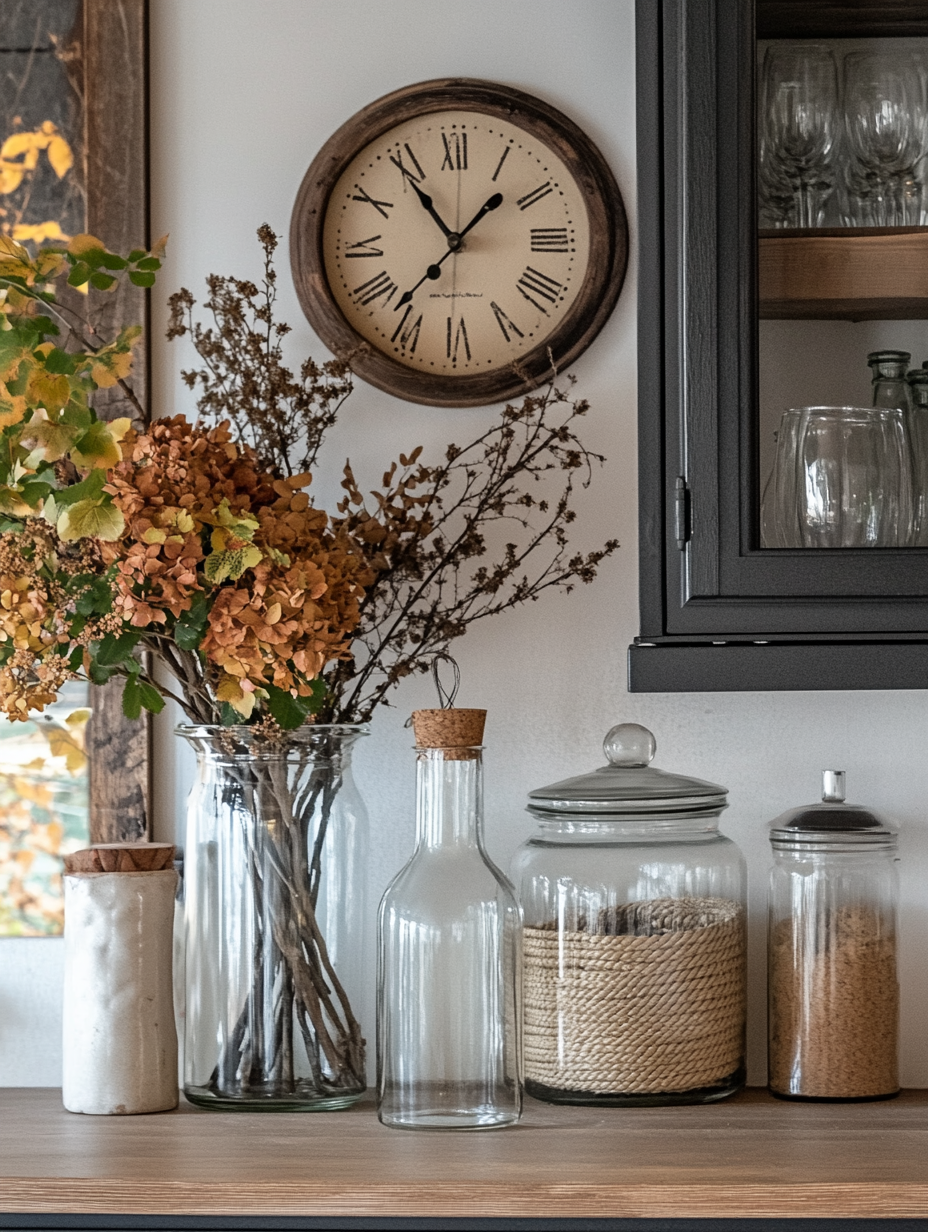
[758,19,928,551]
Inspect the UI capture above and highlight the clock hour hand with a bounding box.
[410,181,452,237]
[455,191,503,241]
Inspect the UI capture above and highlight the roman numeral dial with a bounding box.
[320,106,593,380]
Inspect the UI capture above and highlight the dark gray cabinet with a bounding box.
[629,0,928,692]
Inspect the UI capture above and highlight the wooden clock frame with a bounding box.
[289,78,628,407]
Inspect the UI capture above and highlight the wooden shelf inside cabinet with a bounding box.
[759,226,928,320]
[1,1087,927,1226]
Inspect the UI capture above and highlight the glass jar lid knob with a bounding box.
[603,723,656,768]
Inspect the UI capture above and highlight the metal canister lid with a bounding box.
[770,770,897,849]
[527,723,729,818]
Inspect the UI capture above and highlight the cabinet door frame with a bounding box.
[631,0,928,693]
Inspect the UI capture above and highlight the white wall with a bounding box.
[2,0,926,1090]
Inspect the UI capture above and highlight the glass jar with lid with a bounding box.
[768,770,899,1102]
[510,722,746,1107]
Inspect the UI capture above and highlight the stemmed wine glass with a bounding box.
[841,52,928,227]
[759,45,840,229]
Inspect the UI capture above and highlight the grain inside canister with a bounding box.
[768,905,898,1099]
[523,895,746,1096]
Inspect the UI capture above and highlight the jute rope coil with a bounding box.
[523,896,745,1095]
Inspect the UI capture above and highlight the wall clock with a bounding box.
[290,79,627,407]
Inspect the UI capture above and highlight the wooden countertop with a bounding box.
[0,1087,926,1221]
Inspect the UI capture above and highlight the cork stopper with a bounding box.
[64,842,176,874]
[412,708,486,749]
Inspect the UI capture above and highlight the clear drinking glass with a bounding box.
[767,406,912,548]
[377,714,522,1130]
[759,44,840,228]
[797,407,911,548]
[841,52,928,227]
[768,772,899,1101]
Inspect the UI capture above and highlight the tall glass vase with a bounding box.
[179,724,369,1111]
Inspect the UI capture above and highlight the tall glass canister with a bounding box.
[377,708,522,1130]
[768,770,899,1101]
[511,723,746,1106]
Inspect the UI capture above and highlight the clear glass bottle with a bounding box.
[511,723,746,1107]
[180,724,369,1111]
[868,350,912,412]
[768,770,899,1102]
[906,368,928,546]
[377,708,522,1130]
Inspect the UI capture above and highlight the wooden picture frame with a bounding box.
[80,0,151,843]
[290,78,628,407]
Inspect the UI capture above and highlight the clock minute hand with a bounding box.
[410,181,452,237]
[395,251,453,310]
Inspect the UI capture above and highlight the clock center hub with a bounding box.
[446,233,462,251]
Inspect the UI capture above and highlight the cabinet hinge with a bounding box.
[674,476,691,549]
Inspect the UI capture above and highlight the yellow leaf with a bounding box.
[0,163,25,194]
[0,235,29,261]
[13,221,70,244]
[1,132,41,163]
[67,233,106,257]
[151,234,169,259]
[90,350,133,389]
[46,135,73,179]
[107,417,132,442]
[65,709,91,729]
[57,497,125,542]
[142,527,166,544]
[23,418,81,462]
[216,674,257,719]
[44,728,87,774]
[71,421,124,469]
[25,368,70,412]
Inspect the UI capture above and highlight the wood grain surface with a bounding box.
[759,229,928,320]
[80,0,152,843]
[0,1088,925,1219]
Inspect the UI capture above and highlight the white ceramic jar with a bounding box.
[62,868,178,1115]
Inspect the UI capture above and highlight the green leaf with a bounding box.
[265,684,312,731]
[137,680,165,715]
[75,577,114,617]
[43,347,77,375]
[220,702,241,727]
[89,271,116,291]
[57,497,124,542]
[53,468,106,507]
[90,659,118,686]
[127,249,146,263]
[0,517,23,533]
[67,645,84,671]
[128,270,156,288]
[95,631,141,667]
[17,479,53,508]
[122,675,142,720]
[67,262,91,287]
[135,257,161,271]
[173,592,209,651]
[306,675,327,714]
[98,252,128,271]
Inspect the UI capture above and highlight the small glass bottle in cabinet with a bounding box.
[767,771,899,1102]
[377,709,522,1130]
[511,723,746,1106]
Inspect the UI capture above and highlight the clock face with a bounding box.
[291,80,627,406]
[321,111,591,377]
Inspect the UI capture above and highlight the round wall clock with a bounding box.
[290,78,627,407]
